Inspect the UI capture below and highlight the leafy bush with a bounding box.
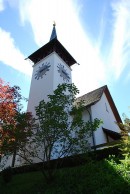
[1,166,13,183]
[0,160,130,193]
[12,146,121,175]
[92,145,121,161]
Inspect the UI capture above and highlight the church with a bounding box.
[27,24,121,150]
[1,24,122,168]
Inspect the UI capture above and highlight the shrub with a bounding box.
[1,166,13,183]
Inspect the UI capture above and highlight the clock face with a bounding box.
[57,63,70,82]
[35,62,51,80]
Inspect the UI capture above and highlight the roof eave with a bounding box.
[27,39,77,67]
[104,86,122,123]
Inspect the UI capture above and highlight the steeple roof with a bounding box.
[27,24,77,67]
[50,22,57,41]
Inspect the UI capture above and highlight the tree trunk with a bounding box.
[12,150,16,167]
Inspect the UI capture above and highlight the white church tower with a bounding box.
[27,24,77,115]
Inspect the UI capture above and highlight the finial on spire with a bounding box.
[50,21,57,41]
[53,21,56,27]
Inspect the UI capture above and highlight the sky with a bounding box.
[0,0,130,120]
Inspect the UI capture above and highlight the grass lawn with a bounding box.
[0,159,130,194]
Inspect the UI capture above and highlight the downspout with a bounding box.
[86,108,96,151]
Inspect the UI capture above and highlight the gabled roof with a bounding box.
[76,85,122,123]
[76,85,106,107]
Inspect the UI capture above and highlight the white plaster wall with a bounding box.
[25,52,73,164]
[27,53,54,116]
[91,93,121,146]
[53,53,72,90]
[82,108,93,146]
[27,52,72,117]
[0,156,12,170]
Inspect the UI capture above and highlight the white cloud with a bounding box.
[0,28,32,76]
[1,0,130,93]
[0,0,4,11]
[18,0,106,95]
[19,0,82,46]
[109,0,130,80]
[0,0,19,11]
[124,71,130,83]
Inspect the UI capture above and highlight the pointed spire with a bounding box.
[50,22,57,41]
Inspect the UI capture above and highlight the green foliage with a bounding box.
[118,114,130,177]
[119,115,130,156]
[118,114,130,178]
[1,166,13,183]
[108,155,130,182]
[92,145,121,161]
[1,112,34,152]
[35,83,100,157]
[0,111,35,169]
[0,82,35,169]
[34,83,101,181]
[1,83,101,182]
[0,160,129,194]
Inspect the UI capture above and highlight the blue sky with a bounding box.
[0,0,130,120]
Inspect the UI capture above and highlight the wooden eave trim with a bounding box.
[104,87,122,123]
[27,39,77,66]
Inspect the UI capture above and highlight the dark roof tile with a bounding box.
[76,85,107,107]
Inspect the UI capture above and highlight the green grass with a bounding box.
[0,160,130,194]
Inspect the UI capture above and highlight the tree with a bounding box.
[0,78,18,124]
[0,82,101,182]
[0,112,35,167]
[0,78,35,168]
[118,114,130,176]
[25,83,101,182]
[118,114,130,178]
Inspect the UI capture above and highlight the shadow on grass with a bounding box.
[48,159,130,194]
[0,159,130,194]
